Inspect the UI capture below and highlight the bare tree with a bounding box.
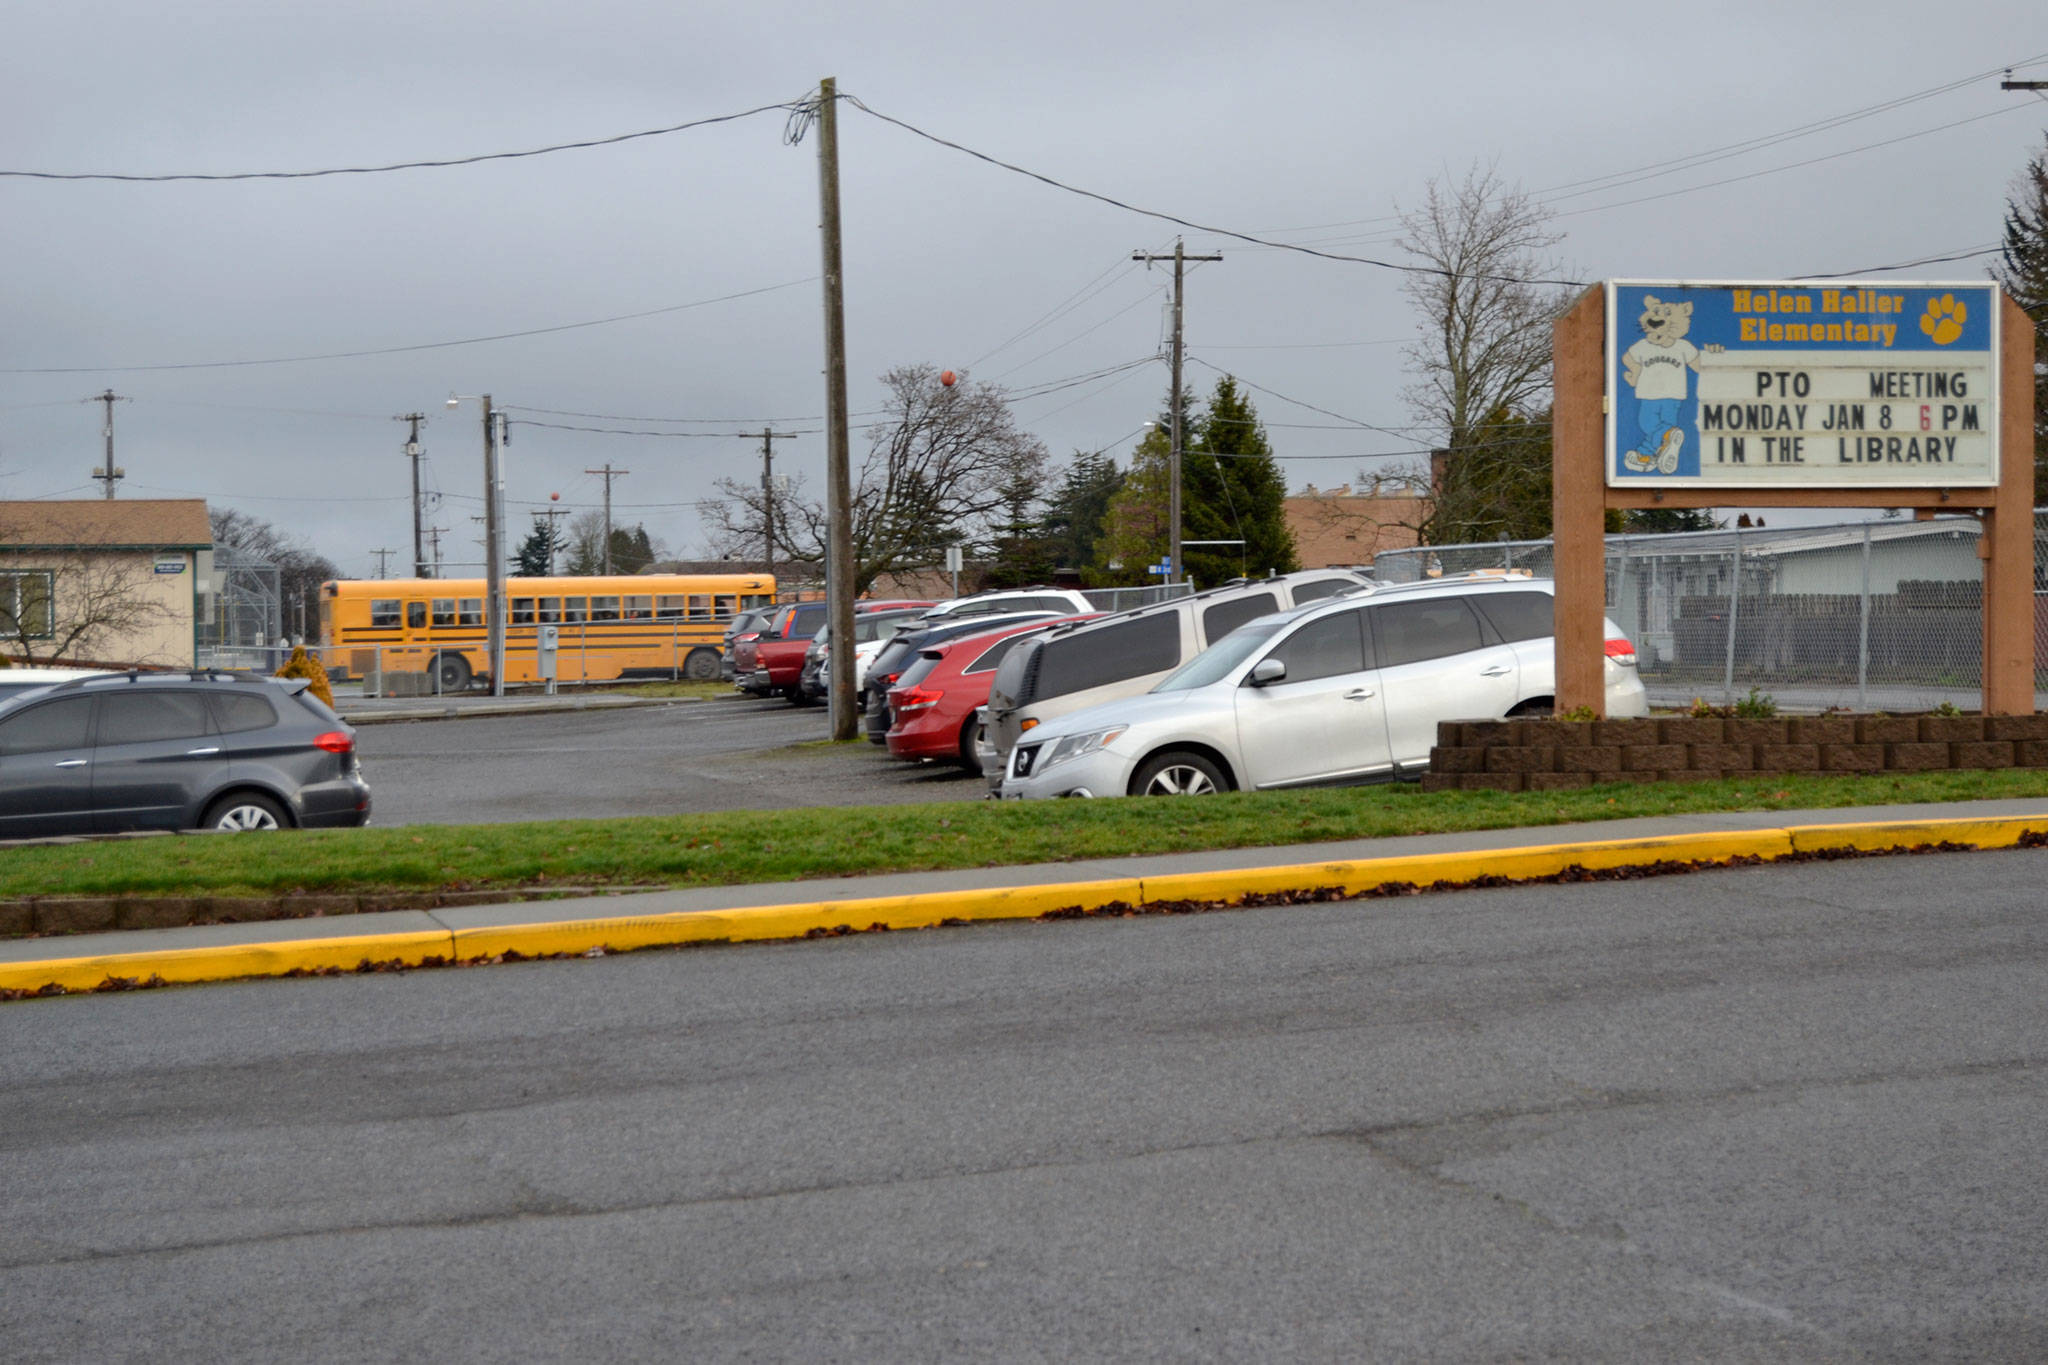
[1396,164,1572,542]
[706,364,1048,593]
[209,507,338,636]
[0,550,177,665]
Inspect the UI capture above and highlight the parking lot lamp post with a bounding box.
[447,393,508,697]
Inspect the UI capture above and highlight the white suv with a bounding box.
[1000,576,1646,799]
[981,569,1376,788]
[921,587,1095,622]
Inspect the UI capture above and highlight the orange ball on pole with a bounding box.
[939,370,957,387]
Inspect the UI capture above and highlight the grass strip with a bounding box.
[6,768,2048,904]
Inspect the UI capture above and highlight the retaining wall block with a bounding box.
[1622,743,1688,771]
[1556,746,1624,774]
[1591,771,1660,786]
[1756,744,1820,772]
[1919,716,1986,744]
[2016,740,2048,768]
[1527,771,1592,791]
[1724,719,1791,746]
[1514,719,1593,748]
[1986,714,2048,742]
[1657,717,1726,745]
[1662,768,1723,784]
[1951,740,2015,769]
[1886,742,1951,771]
[115,898,210,931]
[1592,717,1661,747]
[1419,772,1460,793]
[1429,746,1486,774]
[1484,746,1555,773]
[1458,772,1526,792]
[1690,743,1755,771]
[1787,716,1856,745]
[0,903,31,937]
[1856,716,1921,744]
[1820,743,1886,773]
[1454,720,1516,747]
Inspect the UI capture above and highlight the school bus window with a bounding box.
[432,599,457,628]
[459,599,483,626]
[715,594,738,617]
[512,598,536,625]
[591,596,621,622]
[407,601,427,629]
[537,597,562,624]
[741,593,773,610]
[370,599,401,628]
[564,597,587,623]
[688,594,713,620]
[656,595,687,620]
[623,595,653,620]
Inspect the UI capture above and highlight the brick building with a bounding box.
[1282,478,1425,570]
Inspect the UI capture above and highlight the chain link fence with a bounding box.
[1371,514,2048,712]
[1081,583,1195,613]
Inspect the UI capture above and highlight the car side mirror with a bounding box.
[1249,657,1287,686]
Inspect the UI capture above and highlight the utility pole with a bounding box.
[483,398,506,696]
[584,463,629,574]
[814,77,858,739]
[425,526,447,577]
[1132,239,1221,584]
[2001,70,2047,91]
[396,412,428,576]
[757,428,798,591]
[87,389,129,498]
[370,547,395,577]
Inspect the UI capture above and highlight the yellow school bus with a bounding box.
[319,573,776,690]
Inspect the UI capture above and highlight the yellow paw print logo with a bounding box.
[1919,293,1967,346]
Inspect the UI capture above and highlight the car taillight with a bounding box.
[1604,637,1638,667]
[314,731,355,754]
[878,671,900,687]
[893,686,943,714]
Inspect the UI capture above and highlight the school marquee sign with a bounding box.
[1606,279,2000,489]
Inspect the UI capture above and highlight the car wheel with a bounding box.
[433,652,473,693]
[1129,751,1227,797]
[203,792,289,832]
[683,647,721,681]
[1506,698,1553,718]
[785,685,812,706]
[956,716,983,771]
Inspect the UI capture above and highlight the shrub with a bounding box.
[275,646,336,710]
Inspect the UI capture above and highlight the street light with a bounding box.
[447,393,508,697]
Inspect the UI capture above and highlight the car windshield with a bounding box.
[1151,622,1283,692]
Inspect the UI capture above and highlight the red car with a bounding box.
[886,616,1096,767]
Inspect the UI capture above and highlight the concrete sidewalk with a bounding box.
[336,690,694,725]
[6,797,2046,998]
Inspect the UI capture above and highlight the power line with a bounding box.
[838,93,1590,289]
[0,277,818,375]
[0,101,800,182]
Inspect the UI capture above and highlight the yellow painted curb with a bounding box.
[5,815,2046,999]
[451,876,1148,961]
[0,929,456,995]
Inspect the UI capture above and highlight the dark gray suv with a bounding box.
[0,671,372,839]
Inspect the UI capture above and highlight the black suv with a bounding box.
[0,671,372,839]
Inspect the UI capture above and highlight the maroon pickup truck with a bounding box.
[733,601,830,701]
[735,599,938,704]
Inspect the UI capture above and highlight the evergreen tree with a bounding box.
[1185,376,1298,585]
[1040,449,1125,572]
[1623,507,1721,534]
[1097,423,1172,585]
[979,471,1060,588]
[1992,133,2048,501]
[604,524,656,574]
[514,515,560,576]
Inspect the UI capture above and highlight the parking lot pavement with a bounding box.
[335,689,675,724]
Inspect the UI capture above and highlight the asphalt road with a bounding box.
[4,850,2044,1361]
[355,696,984,825]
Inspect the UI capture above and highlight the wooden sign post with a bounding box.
[1552,281,2035,717]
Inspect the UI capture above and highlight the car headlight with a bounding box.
[1037,725,1128,774]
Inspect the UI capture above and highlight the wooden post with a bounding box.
[1982,295,2038,715]
[1552,286,1608,717]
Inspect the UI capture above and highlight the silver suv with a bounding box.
[0,671,371,838]
[980,569,1375,788]
[1000,575,1647,799]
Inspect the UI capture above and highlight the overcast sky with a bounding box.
[3,1,2044,577]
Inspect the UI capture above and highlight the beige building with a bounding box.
[1283,478,1425,569]
[0,499,213,667]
